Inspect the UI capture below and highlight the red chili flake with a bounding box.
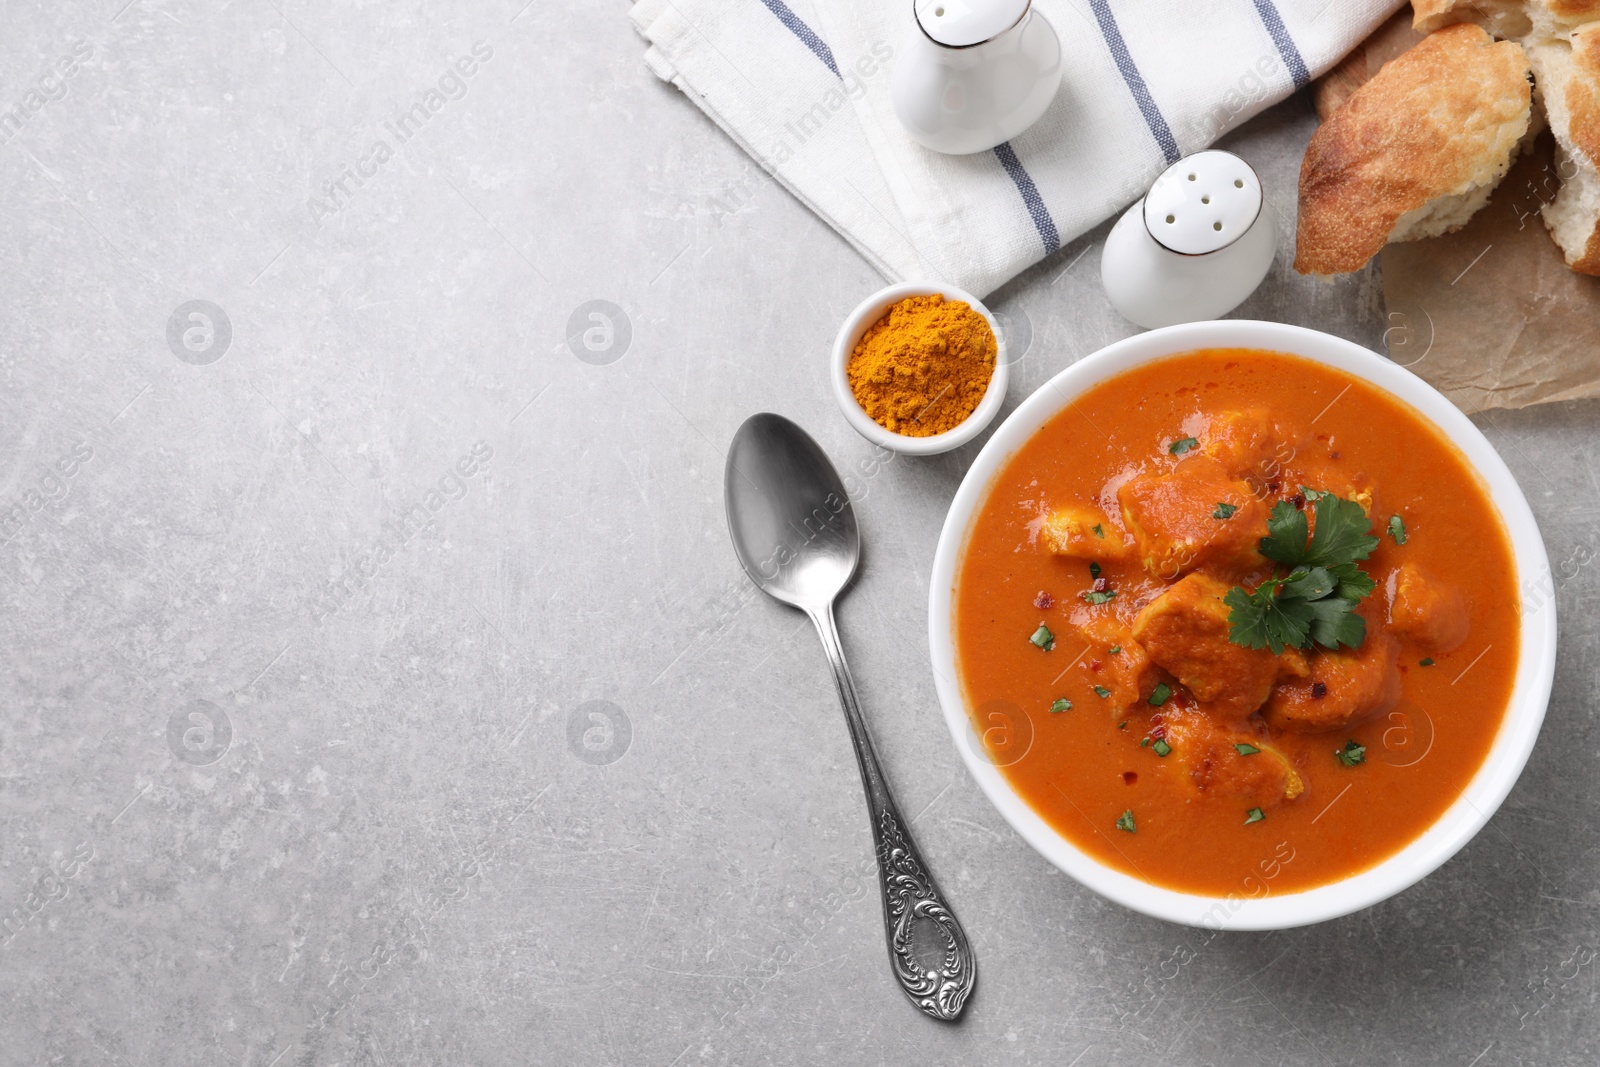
[1311,681,1328,699]
[1092,577,1111,593]
[1150,713,1165,727]
[1150,723,1168,741]
[1330,451,1341,460]
[1267,480,1282,494]
[1088,659,1103,672]
[1172,691,1192,708]
[1121,771,1138,785]
[1290,493,1306,510]
[1033,590,1053,609]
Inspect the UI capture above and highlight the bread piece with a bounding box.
[1529,26,1600,273]
[1414,0,1600,40]
[1412,0,1533,38]
[1295,24,1534,275]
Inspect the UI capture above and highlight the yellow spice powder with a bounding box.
[845,294,997,437]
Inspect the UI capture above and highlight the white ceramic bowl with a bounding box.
[831,282,1009,456]
[927,319,1556,930]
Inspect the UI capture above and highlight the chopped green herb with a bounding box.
[1336,739,1366,767]
[1030,623,1056,651]
[1108,645,1123,655]
[1301,486,1328,502]
[1117,720,1128,730]
[1050,698,1073,714]
[1225,494,1380,654]
[1213,502,1238,520]
[1243,808,1266,825]
[1093,685,1112,699]
[1420,657,1435,667]
[1080,589,1117,606]
[1148,683,1172,707]
[1388,515,1408,545]
[1152,739,1171,757]
[1139,737,1150,747]
[1090,561,1102,579]
[1234,743,1261,756]
[1170,436,1200,455]
[1091,523,1106,538]
[1116,810,1136,833]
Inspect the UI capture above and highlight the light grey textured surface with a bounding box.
[2,3,1597,1065]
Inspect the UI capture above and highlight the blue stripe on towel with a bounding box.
[1250,0,1311,87]
[754,0,841,77]
[993,142,1061,256]
[1087,0,1181,164]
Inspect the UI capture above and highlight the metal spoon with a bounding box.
[723,412,976,1021]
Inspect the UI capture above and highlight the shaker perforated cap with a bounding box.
[914,0,1031,47]
[1142,150,1264,256]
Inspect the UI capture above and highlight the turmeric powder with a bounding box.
[846,294,997,437]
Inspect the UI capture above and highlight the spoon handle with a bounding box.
[807,603,977,1022]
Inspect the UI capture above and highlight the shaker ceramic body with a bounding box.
[890,0,1062,155]
[1100,150,1277,330]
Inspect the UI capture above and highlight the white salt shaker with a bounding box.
[1100,150,1277,329]
[889,0,1062,155]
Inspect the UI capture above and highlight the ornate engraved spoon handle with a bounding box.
[807,604,977,1021]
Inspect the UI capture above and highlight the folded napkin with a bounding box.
[632,0,1403,297]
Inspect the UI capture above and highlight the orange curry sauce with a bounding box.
[953,349,1519,896]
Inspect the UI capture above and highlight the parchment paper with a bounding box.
[1312,10,1600,411]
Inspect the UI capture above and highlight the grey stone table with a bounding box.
[2,3,1597,1065]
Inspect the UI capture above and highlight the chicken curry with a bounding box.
[953,348,1519,895]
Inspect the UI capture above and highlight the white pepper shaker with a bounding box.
[1100,150,1277,329]
[890,0,1062,155]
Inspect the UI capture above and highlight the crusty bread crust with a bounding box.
[1295,24,1533,275]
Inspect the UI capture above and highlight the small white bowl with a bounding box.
[831,281,1009,456]
[928,319,1556,930]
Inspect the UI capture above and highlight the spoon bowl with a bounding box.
[725,413,859,610]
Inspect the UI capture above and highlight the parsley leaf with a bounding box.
[1234,743,1260,755]
[1091,523,1105,538]
[1224,582,1310,655]
[1108,645,1122,655]
[1050,698,1072,713]
[1148,683,1172,707]
[1116,810,1136,833]
[1258,500,1310,566]
[1304,495,1381,569]
[1089,561,1102,579]
[1213,502,1237,520]
[1420,657,1434,667]
[1227,493,1379,654]
[1243,808,1266,825]
[1170,436,1199,455]
[1301,486,1328,502]
[1389,515,1408,545]
[1080,589,1117,606]
[1305,596,1366,650]
[1336,740,1366,767]
[1093,685,1112,699]
[1152,739,1171,757]
[1030,624,1055,651]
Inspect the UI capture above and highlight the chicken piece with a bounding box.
[1160,707,1305,808]
[1196,409,1289,482]
[1387,563,1470,653]
[1118,457,1269,579]
[1075,616,1159,723]
[1040,505,1133,562]
[1132,573,1288,721]
[1262,614,1403,733]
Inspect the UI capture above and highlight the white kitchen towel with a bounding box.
[632,0,1403,297]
